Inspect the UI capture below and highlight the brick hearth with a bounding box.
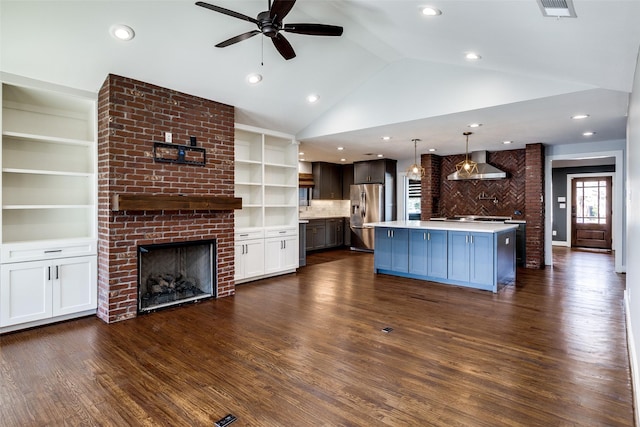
[97,74,236,323]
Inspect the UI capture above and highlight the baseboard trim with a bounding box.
[624,289,639,426]
[552,240,570,247]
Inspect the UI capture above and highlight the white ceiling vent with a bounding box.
[537,0,577,17]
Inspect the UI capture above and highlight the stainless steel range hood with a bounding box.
[447,151,507,181]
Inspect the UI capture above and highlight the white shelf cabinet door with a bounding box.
[281,235,298,271]
[0,260,53,327]
[235,239,265,281]
[52,256,97,316]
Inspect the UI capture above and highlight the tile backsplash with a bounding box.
[300,199,350,218]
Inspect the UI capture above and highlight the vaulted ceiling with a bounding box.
[2,0,639,164]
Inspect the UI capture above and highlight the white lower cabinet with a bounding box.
[235,238,265,282]
[235,227,298,284]
[1,255,97,328]
[264,235,297,274]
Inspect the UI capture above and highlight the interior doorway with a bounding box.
[571,176,612,249]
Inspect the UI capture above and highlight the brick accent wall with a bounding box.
[422,146,544,269]
[525,143,545,269]
[420,154,441,219]
[97,74,235,323]
[438,149,526,218]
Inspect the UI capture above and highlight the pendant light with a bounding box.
[406,138,425,180]
[455,132,478,177]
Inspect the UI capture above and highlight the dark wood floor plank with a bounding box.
[0,247,633,426]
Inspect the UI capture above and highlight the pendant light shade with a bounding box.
[406,138,425,180]
[455,132,478,177]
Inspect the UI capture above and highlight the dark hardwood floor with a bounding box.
[0,247,633,426]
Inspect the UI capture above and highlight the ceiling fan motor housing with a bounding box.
[258,11,280,37]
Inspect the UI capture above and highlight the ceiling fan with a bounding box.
[195,0,343,60]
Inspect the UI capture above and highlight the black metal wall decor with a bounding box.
[153,142,206,166]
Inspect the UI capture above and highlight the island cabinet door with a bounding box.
[374,227,393,270]
[448,231,470,282]
[409,230,429,276]
[374,227,408,272]
[390,228,409,272]
[427,230,448,279]
[469,232,494,286]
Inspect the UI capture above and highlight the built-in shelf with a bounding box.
[2,131,93,147]
[111,194,242,212]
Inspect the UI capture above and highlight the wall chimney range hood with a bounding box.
[447,151,507,181]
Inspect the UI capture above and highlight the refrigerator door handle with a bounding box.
[361,191,366,218]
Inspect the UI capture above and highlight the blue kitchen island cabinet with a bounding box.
[369,220,517,293]
[374,227,409,273]
[408,229,447,279]
[448,231,494,289]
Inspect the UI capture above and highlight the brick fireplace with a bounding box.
[97,74,236,323]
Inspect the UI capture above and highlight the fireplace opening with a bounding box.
[138,239,217,313]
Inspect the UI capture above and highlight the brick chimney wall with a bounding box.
[97,74,236,323]
[525,143,545,269]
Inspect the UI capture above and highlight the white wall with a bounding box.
[626,46,640,426]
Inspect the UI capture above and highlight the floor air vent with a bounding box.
[537,0,577,17]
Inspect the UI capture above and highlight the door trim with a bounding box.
[566,172,615,250]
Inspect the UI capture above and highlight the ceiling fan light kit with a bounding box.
[196,0,344,60]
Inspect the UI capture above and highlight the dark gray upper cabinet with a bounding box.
[341,163,354,199]
[312,162,342,200]
[353,159,397,184]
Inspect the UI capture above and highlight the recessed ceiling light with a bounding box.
[503,140,513,144]
[583,131,596,136]
[377,154,384,158]
[465,52,481,61]
[299,152,304,156]
[382,136,391,141]
[340,158,346,162]
[422,7,442,16]
[572,114,589,120]
[110,24,135,41]
[307,94,319,103]
[468,123,482,128]
[246,73,262,84]
[428,148,437,152]
[299,158,305,161]
[337,147,344,151]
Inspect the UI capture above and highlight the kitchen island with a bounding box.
[367,220,518,293]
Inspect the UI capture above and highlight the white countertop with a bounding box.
[365,220,518,233]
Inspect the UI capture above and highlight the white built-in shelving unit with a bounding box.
[234,124,298,283]
[0,73,97,333]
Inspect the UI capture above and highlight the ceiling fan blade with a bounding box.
[270,0,296,21]
[283,23,343,36]
[195,1,259,24]
[215,30,261,48]
[271,33,296,60]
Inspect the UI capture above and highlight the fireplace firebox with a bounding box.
[137,239,217,313]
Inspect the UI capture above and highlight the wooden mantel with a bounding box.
[111,194,242,212]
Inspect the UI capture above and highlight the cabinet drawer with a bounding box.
[265,227,297,238]
[235,229,265,241]
[1,240,97,264]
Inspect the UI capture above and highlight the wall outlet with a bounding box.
[552,230,557,236]
[165,132,172,143]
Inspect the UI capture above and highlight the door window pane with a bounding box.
[575,179,608,224]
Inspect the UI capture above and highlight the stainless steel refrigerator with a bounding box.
[350,183,393,251]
